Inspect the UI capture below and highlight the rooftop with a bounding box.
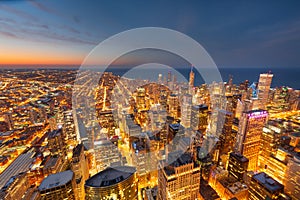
[230,152,249,163]
[164,152,196,176]
[72,143,84,158]
[38,170,74,191]
[85,166,136,188]
[252,172,283,193]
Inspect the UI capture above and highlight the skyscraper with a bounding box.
[71,143,89,200]
[248,172,284,200]
[85,166,138,200]
[284,154,300,200]
[257,72,273,109]
[258,123,282,170]
[158,152,200,200]
[38,170,77,200]
[181,94,192,128]
[191,104,209,132]
[189,65,195,90]
[235,110,268,171]
[215,110,234,159]
[167,94,180,119]
[227,152,249,181]
[136,87,146,111]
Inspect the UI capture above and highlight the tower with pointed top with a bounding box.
[189,65,195,92]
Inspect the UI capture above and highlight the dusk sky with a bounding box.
[0,0,300,68]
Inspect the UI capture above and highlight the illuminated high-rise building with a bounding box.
[158,152,200,200]
[48,129,67,160]
[235,110,268,171]
[167,94,180,119]
[85,166,138,200]
[167,71,172,83]
[181,94,192,128]
[258,123,282,170]
[94,138,125,172]
[227,152,249,181]
[257,72,273,109]
[167,123,185,144]
[71,143,89,200]
[136,87,146,111]
[284,154,300,200]
[189,65,195,90]
[158,73,162,84]
[215,110,234,160]
[0,172,29,200]
[248,172,283,200]
[264,149,287,184]
[191,104,208,132]
[38,170,77,200]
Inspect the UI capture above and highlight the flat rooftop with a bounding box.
[230,152,249,163]
[252,172,283,193]
[85,166,136,188]
[38,170,74,191]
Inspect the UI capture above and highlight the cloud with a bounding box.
[73,15,80,24]
[28,0,57,15]
[0,30,18,38]
[0,4,36,20]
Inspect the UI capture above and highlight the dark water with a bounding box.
[104,66,300,89]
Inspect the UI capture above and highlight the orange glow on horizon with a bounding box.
[0,54,84,66]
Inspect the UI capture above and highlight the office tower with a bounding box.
[167,94,180,119]
[167,123,185,145]
[38,170,77,200]
[84,122,99,150]
[258,123,282,170]
[257,72,273,109]
[191,104,209,132]
[157,152,200,200]
[158,73,162,84]
[131,133,159,188]
[62,110,76,140]
[181,94,192,128]
[85,166,138,200]
[136,87,146,111]
[216,110,234,159]
[94,138,125,172]
[167,71,172,83]
[180,86,189,100]
[148,104,167,131]
[71,143,89,200]
[209,166,249,200]
[0,172,29,200]
[227,152,249,181]
[47,129,67,160]
[0,151,35,189]
[172,74,177,84]
[236,110,268,171]
[232,94,242,116]
[249,172,284,200]
[264,149,287,184]
[189,65,195,89]
[284,154,300,200]
[98,110,118,137]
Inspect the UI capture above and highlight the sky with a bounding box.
[0,0,300,68]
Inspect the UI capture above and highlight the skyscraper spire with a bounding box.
[189,65,195,89]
